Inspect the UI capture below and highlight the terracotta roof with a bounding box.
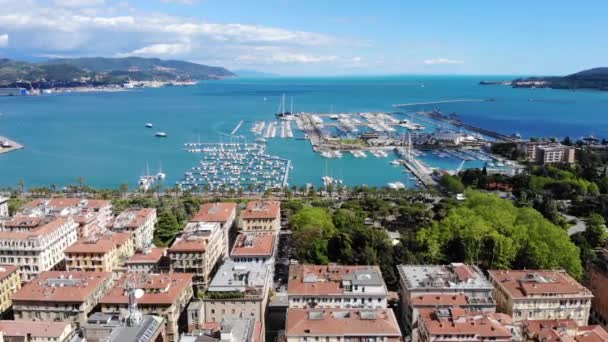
[112,208,155,229]
[288,264,386,296]
[286,309,401,337]
[12,271,111,303]
[453,264,476,282]
[0,320,73,338]
[65,232,131,254]
[521,319,579,340]
[411,293,469,307]
[241,201,280,220]
[100,273,192,305]
[169,236,208,253]
[488,270,592,299]
[0,264,19,282]
[4,216,42,228]
[126,247,167,264]
[231,233,275,257]
[418,308,512,339]
[577,326,608,342]
[192,202,237,223]
[24,198,111,210]
[0,216,71,239]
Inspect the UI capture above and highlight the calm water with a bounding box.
[1,76,607,189]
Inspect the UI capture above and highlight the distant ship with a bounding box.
[155,132,167,138]
[145,123,153,128]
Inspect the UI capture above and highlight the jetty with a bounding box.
[231,120,244,135]
[416,111,518,142]
[0,136,24,155]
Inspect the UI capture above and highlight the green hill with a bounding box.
[0,57,234,88]
[512,67,608,91]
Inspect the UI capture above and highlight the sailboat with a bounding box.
[156,162,166,180]
[275,94,295,120]
[139,163,156,191]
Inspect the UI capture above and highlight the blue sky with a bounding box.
[0,0,606,75]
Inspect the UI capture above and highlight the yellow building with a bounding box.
[64,231,134,274]
[240,201,281,233]
[0,265,20,314]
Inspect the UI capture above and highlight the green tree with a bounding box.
[584,213,607,248]
[440,175,465,193]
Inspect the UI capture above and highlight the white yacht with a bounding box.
[155,132,167,138]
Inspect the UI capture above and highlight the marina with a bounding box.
[179,143,291,192]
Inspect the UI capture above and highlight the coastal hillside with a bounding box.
[512,67,608,90]
[0,57,234,88]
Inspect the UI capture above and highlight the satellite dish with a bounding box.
[134,289,145,299]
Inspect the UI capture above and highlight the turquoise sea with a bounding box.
[1,76,607,189]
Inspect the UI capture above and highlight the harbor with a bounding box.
[0,136,24,155]
[179,143,291,192]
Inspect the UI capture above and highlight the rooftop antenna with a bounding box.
[126,280,144,326]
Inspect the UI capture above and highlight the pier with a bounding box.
[400,156,437,188]
[230,120,244,135]
[416,111,518,142]
[0,136,24,155]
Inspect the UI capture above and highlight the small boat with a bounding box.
[255,138,267,143]
[155,132,167,138]
[390,160,401,165]
[145,123,153,128]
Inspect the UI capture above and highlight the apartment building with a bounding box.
[398,263,496,332]
[125,247,167,273]
[20,198,113,238]
[82,312,166,342]
[240,201,281,233]
[169,221,223,290]
[0,320,77,342]
[180,318,263,342]
[230,233,276,263]
[201,261,273,327]
[488,270,593,325]
[0,196,8,217]
[517,141,576,164]
[64,231,134,273]
[0,216,78,281]
[415,308,514,342]
[521,319,608,341]
[100,272,193,342]
[586,248,608,328]
[0,265,20,314]
[285,308,403,342]
[110,208,157,250]
[193,202,237,257]
[12,270,113,326]
[288,264,389,310]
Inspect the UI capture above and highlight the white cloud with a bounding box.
[270,53,339,63]
[54,0,105,7]
[0,34,7,47]
[119,42,192,57]
[424,58,464,65]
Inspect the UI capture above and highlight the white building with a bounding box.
[0,216,78,282]
[287,264,389,310]
[0,197,8,217]
[111,208,157,250]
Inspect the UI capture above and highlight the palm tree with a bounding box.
[18,179,25,194]
[77,177,85,195]
[119,183,129,197]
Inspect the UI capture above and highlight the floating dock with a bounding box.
[231,120,244,135]
[0,136,24,155]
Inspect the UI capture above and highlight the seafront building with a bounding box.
[193,202,237,257]
[110,207,157,250]
[0,265,20,314]
[0,196,8,217]
[64,231,134,273]
[0,320,77,342]
[240,200,281,233]
[287,264,389,309]
[488,269,593,325]
[285,308,403,342]
[415,308,514,342]
[12,270,113,327]
[230,232,276,263]
[125,246,167,273]
[397,263,496,332]
[517,141,576,164]
[99,272,193,342]
[19,198,114,238]
[169,221,224,290]
[198,260,273,328]
[0,216,78,281]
